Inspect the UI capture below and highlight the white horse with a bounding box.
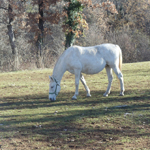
[49,43,125,101]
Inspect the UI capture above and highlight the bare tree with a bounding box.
[0,0,20,70]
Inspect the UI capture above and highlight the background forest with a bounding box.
[0,0,150,72]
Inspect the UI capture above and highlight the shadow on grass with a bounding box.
[0,89,150,149]
[0,89,150,110]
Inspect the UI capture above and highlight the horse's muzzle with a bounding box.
[49,98,56,102]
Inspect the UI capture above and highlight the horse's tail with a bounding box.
[118,46,122,71]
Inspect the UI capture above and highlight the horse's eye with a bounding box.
[51,86,54,89]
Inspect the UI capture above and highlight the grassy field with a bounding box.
[0,62,150,150]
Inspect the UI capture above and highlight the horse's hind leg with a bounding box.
[80,74,91,97]
[103,66,113,97]
[112,66,125,96]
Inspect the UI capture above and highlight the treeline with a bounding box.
[0,0,150,72]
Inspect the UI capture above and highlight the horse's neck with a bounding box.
[53,59,66,83]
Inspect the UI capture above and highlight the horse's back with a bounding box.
[65,43,121,61]
[64,44,121,74]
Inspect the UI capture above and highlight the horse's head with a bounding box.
[49,76,61,101]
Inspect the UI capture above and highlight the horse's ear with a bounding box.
[49,76,54,81]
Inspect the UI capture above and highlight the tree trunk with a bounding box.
[7,4,19,71]
[36,0,44,68]
[65,31,75,49]
[36,34,44,68]
[7,24,19,70]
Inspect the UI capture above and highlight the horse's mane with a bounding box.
[53,49,68,73]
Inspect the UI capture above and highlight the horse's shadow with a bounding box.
[1,89,150,111]
[1,89,150,146]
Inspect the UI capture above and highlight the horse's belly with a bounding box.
[81,59,106,74]
[81,67,102,74]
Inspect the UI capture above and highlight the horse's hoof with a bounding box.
[103,94,108,97]
[87,94,91,97]
[119,93,124,96]
[72,96,77,100]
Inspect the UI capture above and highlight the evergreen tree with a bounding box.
[63,0,88,49]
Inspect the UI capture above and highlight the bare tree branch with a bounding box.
[0,6,8,10]
[0,21,7,25]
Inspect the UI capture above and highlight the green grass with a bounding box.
[0,62,150,149]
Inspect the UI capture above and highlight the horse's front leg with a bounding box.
[72,71,81,100]
[80,74,91,97]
